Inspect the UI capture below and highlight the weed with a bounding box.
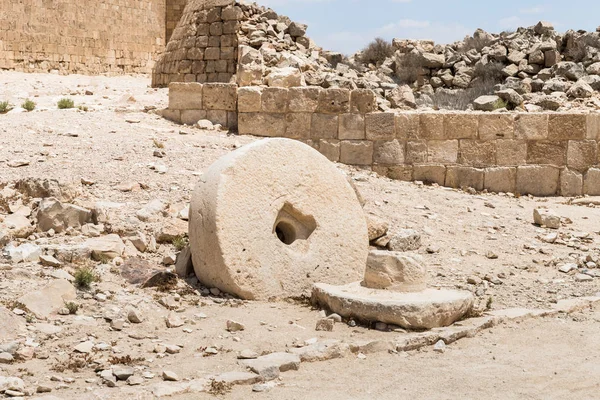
[57,98,75,109]
[22,99,36,112]
[396,53,425,85]
[358,37,394,66]
[109,355,144,365]
[74,267,98,289]
[78,105,89,112]
[172,235,188,251]
[64,301,79,314]
[0,101,13,114]
[486,296,493,310]
[153,138,165,149]
[208,379,232,395]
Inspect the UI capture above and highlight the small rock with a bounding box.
[433,340,446,353]
[166,313,184,328]
[162,370,179,381]
[0,352,14,364]
[113,366,135,380]
[111,319,125,331]
[559,263,577,273]
[533,209,560,229]
[36,385,52,393]
[238,349,259,359]
[575,274,593,282]
[127,309,143,324]
[387,229,421,252]
[127,376,144,386]
[74,341,94,354]
[315,318,334,332]
[39,254,62,267]
[226,320,245,332]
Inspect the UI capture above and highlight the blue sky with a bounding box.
[260,0,600,55]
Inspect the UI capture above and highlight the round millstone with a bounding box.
[189,138,368,300]
[312,282,474,329]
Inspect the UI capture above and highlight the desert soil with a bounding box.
[0,71,599,399]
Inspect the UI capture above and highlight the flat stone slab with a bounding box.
[312,282,474,330]
[240,352,300,380]
[18,279,77,319]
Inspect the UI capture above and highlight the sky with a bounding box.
[259,0,600,55]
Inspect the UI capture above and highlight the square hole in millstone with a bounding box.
[273,202,317,245]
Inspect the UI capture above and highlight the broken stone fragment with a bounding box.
[18,279,77,319]
[84,234,125,260]
[387,229,421,252]
[366,214,388,241]
[36,197,92,233]
[533,209,560,229]
[363,250,427,292]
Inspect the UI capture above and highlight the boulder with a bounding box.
[473,95,505,111]
[0,307,26,341]
[1,214,33,238]
[266,67,304,88]
[18,279,76,319]
[36,198,92,233]
[6,243,41,263]
[84,234,125,260]
[567,80,594,98]
[288,22,307,37]
[363,250,427,292]
[387,85,416,109]
[554,62,585,81]
[534,21,554,35]
[387,229,421,252]
[189,138,368,300]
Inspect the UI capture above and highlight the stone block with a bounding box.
[373,165,413,181]
[161,108,181,124]
[374,140,404,165]
[479,114,515,140]
[207,110,228,126]
[228,111,238,130]
[203,83,237,111]
[427,140,458,163]
[285,113,311,139]
[560,168,583,196]
[350,89,377,114]
[318,139,340,162]
[237,87,262,113]
[413,164,446,185]
[459,140,496,167]
[548,113,586,140]
[567,140,597,172]
[238,113,286,137]
[311,114,339,139]
[514,114,548,140]
[395,113,419,140]
[262,87,288,113]
[204,47,220,60]
[365,113,395,140]
[419,113,444,139]
[339,114,365,140]
[583,168,600,195]
[288,87,320,112]
[318,88,350,114]
[406,141,428,164]
[181,110,207,125]
[527,141,566,166]
[516,165,560,196]
[340,141,373,166]
[587,113,600,139]
[445,167,484,191]
[484,167,516,193]
[444,114,478,139]
[168,82,203,110]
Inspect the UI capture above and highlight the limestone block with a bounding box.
[587,113,600,139]
[419,113,444,139]
[479,114,514,140]
[221,5,242,20]
[262,88,288,113]
[484,167,517,193]
[318,88,350,114]
[413,164,446,185]
[444,114,478,139]
[312,282,474,330]
[203,83,237,111]
[567,140,597,172]
[168,82,203,110]
[560,168,583,196]
[237,87,262,113]
[527,141,566,166]
[311,113,338,139]
[238,113,286,137]
[514,114,548,140]
[516,165,560,196]
[285,113,311,139]
[207,110,228,126]
[318,139,340,162]
[363,250,427,292]
[406,141,428,164]
[181,110,207,125]
[189,139,368,299]
[373,140,404,165]
[548,113,586,140]
[427,140,458,163]
[350,89,377,114]
[365,113,395,140]
[339,113,365,140]
[496,140,527,166]
[459,140,496,167]
[445,167,484,190]
[288,87,320,112]
[204,47,220,60]
[373,165,413,181]
[340,141,373,166]
[395,113,419,140]
[583,168,600,195]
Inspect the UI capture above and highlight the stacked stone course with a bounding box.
[166,82,600,196]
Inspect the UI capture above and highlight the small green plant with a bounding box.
[172,235,189,251]
[64,301,79,314]
[77,105,88,112]
[486,296,493,310]
[0,101,13,114]
[153,138,165,149]
[57,98,75,109]
[22,99,36,112]
[74,267,98,289]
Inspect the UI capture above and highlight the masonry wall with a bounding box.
[166,0,188,42]
[0,0,166,74]
[165,82,600,197]
[152,0,240,87]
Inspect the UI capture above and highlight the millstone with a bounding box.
[189,138,368,300]
[312,282,474,329]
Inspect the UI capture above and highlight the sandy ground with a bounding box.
[1,71,600,399]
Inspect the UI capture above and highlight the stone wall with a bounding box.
[166,0,189,42]
[152,0,239,87]
[165,83,600,197]
[0,0,166,74]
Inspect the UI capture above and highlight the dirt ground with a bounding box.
[1,71,600,399]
